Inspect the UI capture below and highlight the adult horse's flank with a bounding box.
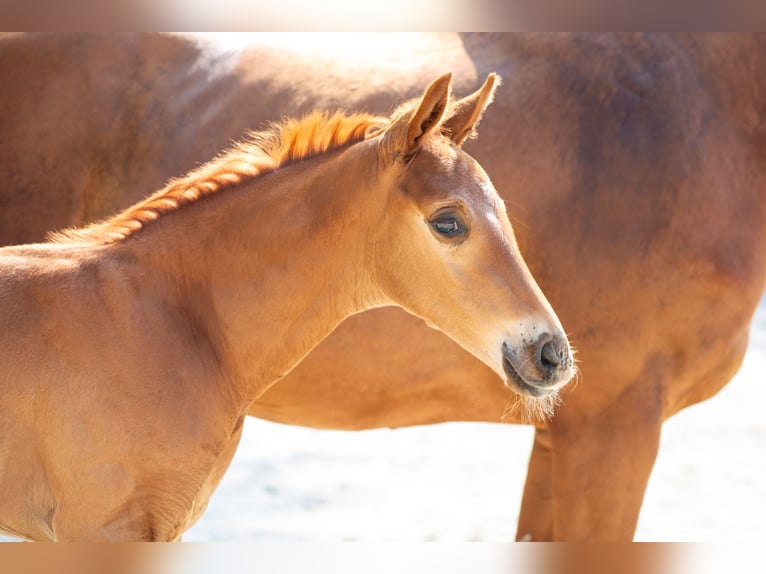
[0,73,572,541]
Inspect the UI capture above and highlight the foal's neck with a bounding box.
[123,143,386,400]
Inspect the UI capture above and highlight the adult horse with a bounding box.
[0,73,573,541]
[1,33,765,540]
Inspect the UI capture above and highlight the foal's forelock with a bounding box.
[48,111,386,246]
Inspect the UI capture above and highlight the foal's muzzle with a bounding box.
[501,333,572,398]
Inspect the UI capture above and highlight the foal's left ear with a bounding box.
[442,73,500,146]
[388,71,452,158]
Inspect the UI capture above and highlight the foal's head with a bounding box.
[364,73,574,412]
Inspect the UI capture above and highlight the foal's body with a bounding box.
[3,157,391,536]
[2,140,400,539]
[0,126,387,540]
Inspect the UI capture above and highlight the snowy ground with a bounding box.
[183,298,766,542]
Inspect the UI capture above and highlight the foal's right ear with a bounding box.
[385,72,452,159]
[442,73,499,146]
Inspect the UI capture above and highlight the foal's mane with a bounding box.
[50,111,385,245]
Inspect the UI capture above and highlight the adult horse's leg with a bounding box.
[516,426,553,540]
[517,373,664,541]
[551,390,663,541]
[525,291,758,541]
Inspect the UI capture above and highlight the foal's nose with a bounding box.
[535,333,570,379]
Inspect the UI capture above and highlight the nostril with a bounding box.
[539,339,562,371]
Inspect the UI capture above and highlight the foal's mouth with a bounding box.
[502,355,557,399]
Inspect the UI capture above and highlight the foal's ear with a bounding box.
[442,73,500,146]
[388,71,452,158]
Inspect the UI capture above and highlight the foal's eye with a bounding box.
[430,213,467,239]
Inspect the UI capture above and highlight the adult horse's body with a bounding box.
[0,74,572,541]
[2,33,766,540]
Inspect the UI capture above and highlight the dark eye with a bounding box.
[431,214,467,238]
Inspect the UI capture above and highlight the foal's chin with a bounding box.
[500,368,564,422]
[503,386,562,423]
[499,350,572,422]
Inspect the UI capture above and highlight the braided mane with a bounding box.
[50,111,385,244]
